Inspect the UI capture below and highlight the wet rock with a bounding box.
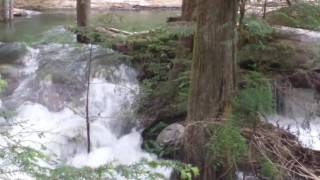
[0,43,28,64]
[288,70,320,92]
[112,43,130,54]
[156,123,184,147]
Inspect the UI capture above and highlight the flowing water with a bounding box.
[268,88,320,150]
[0,10,178,179]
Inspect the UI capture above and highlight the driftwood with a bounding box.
[94,26,154,38]
[242,123,320,180]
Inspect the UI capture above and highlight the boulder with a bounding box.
[0,43,28,64]
[288,70,320,92]
[156,123,184,147]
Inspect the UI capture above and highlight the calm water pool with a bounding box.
[0,10,180,42]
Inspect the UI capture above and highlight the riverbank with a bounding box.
[15,0,181,11]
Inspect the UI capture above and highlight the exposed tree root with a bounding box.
[242,123,320,180]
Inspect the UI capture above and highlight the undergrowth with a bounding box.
[266,3,320,30]
[239,16,295,73]
[208,72,275,176]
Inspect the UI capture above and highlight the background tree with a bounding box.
[77,0,90,43]
[181,0,196,21]
[0,0,13,22]
[181,0,238,179]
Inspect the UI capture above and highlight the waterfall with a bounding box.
[269,83,320,150]
[0,41,169,178]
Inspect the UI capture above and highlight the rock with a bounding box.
[112,43,130,54]
[156,123,184,147]
[13,8,41,17]
[288,70,320,92]
[0,43,28,65]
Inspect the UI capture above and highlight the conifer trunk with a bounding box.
[181,0,196,21]
[182,0,238,179]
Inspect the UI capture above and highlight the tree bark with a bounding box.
[286,0,292,6]
[239,0,246,29]
[181,0,238,179]
[0,0,13,22]
[77,0,90,43]
[181,0,196,21]
[263,0,268,19]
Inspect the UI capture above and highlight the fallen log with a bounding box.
[273,26,320,43]
[94,26,158,37]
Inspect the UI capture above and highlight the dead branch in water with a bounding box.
[242,122,320,180]
[85,44,93,153]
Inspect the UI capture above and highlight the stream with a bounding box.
[0,10,178,179]
[1,9,320,180]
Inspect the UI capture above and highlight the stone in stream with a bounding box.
[156,123,184,147]
[0,43,28,64]
[288,70,320,92]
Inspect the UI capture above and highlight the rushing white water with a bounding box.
[268,88,320,150]
[0,41,169,178]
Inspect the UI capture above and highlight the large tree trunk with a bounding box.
[77,0,90,43]
[0,0,13,22]
[181,0,238,179]
[181,0,196,21]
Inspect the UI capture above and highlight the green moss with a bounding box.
[266,3,320,30]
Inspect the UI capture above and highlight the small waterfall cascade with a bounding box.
[269,81,320,150]
[0,39,167,178]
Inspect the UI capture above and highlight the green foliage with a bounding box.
[243,16,273,41]
[0,78,7,90]
[158,24,195,39]
[127,26,192,115]
[207,73,274,173]
[238,16,295,73]
[232,72,274,126]
[0,134,54,179]
[239,16,296,73]
[260,158,280,179]
[44,159,198,180]
[238,40,294,72]
[144,140,177,158]
[207,121,248,168]
[266,3,320,30]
